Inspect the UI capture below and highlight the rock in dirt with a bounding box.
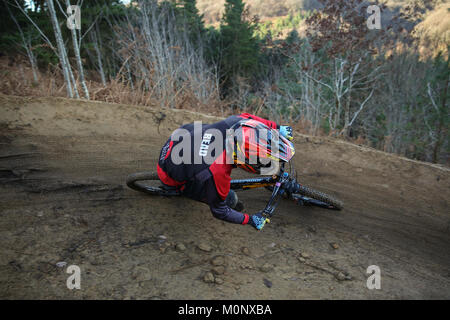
[300,252,310,259]
[197,243,212,252]
[239,260,254,270]
[212,266,225,275]
[175,243,186,252]
[211,256,225,266]
[203,272,215,283]
[241,247,250,256]
[335,272,346,281]
[330,243,339,250]
[259,263,273,273]
[297,257,306,263]
[214,277,224,285]
[263,278,273,288]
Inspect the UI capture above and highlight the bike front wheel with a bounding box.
[293,185,343,210]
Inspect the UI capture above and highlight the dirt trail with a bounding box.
[0,94,449,299]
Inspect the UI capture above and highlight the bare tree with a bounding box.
[265,38,329,134]
[4,0,39,82]
[114,0,219,108]
[46,0,78,98]
[304,0,387,136]
[64,0,89,99]
[89,23,106,87]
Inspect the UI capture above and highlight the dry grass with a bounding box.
[0,56,225,113]
[413,4,450,58]
[0,56,65,98]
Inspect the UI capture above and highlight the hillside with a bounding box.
[0,94,449,299]
[414,4,450,57]
[198,0,309,24]
[197,0,410,25]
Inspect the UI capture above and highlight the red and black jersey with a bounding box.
[156,114,278,224]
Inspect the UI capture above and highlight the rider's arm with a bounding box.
[204,178,249,225]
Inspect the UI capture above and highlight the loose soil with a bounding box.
[0,94,449,299]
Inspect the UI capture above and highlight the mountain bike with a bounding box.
[126,162,343,219]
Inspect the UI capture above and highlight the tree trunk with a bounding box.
[46,0,74,98]
[67,59,80,99]
[65,0,89,99]
[432,76,449,163]
[25,41,39,82]
[91,27,106,87]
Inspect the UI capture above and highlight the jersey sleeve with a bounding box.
[204,178,249,225]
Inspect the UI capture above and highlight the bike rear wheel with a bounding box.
[126,172,180,196]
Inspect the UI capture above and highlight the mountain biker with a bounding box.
[157,113,295,230]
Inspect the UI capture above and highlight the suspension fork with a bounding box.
[262,171,290,218]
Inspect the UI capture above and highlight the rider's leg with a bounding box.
[225,190,245,211]
[225,190,238,209]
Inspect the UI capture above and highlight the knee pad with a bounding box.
[225,190,238,209]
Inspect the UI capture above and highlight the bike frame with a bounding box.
[230,163,289,218]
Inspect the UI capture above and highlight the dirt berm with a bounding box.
[0,94,449,299]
